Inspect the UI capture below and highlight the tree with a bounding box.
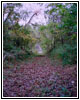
[3,3,22,24]
[45,3,77,65]
[3,3,37,62]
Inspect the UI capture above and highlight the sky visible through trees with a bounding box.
[4,3,48,25]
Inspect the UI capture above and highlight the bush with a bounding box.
[49,43,77,66]
[61,44,77,65]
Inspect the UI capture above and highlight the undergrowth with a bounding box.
[49,43,77,66]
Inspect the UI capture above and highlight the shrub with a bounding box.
[49,43,77,66]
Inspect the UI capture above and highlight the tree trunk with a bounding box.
[25,13,37,27]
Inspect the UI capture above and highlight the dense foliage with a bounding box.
[3,3,77,67]
[44,3,77,65]
[3,3,37,67]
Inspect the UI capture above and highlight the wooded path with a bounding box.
[3,56,77,97]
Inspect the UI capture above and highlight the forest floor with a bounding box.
[3,56,77,97]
